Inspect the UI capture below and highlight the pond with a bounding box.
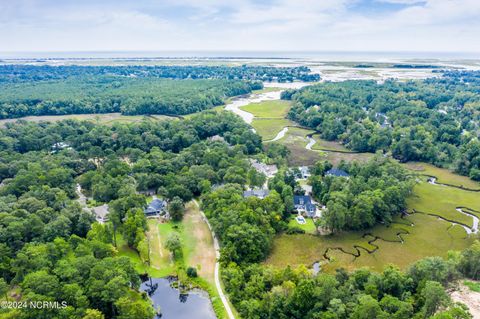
[141,277,216,319]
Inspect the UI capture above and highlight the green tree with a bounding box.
[82,309,105,319]
[351,295,385,319]
[0,278,8,301]
[115,296,155,319]
[165,232,182,258]
[169,197,185,222]
[422,281,449,318]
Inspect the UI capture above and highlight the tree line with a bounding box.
[0,76,262,119]
[0,64,320,83]
[310,157,415,232]
[282,71,480,180]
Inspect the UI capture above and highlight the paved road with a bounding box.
[193,200,235,319]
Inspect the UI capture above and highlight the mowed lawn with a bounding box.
[116,229,175,278]
[288,216,317,234]
[241,100,291,118]
[182,201,216,285]
[147,220,177,274]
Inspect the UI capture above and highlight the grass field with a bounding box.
[182,202,216,285]
[267,212,473,272]
[240,100,291,118]
[117,201,217,285]
[288,216,317,234]
[276,127,324,165]
[116,231,175,278]
[407,177,480,227]
[251,118,297,140]
[310,134,351,152]
[464,280,480,292]
[266,164,478,273]
[405,162,480,190]
[0,113,174,127]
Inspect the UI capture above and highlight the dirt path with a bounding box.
[193,200,235,319]
[451,283,480,318]
[146,219,167,269]
[183,202,216,283]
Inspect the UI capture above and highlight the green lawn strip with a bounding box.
[463,280,480,292]
[116,233,175,278]
[288,216,317,234]
[240,100,291,118]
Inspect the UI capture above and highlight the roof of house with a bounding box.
[93,204,109,219]
[249,159,278,177]
[145,199,167,214]
[208,135,226,142]
[305,203,316,213]
[294,195,312,206]
[325,168,349,177]
[243,189,270,198]
[299,166,310,175]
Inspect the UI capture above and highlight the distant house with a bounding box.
[299,166,311,179]
[325,168,349,178]
[92,204,109,224]
[51,142,72,153]
[207,135,226,143]
[243,189,270,199]
[249,159,278,178]
[144,198,169,218]
[294,195,317,218]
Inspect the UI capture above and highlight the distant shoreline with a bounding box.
[1,50,479,60]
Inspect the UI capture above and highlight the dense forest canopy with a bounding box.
[283,71,480,180]
[0,76,262,118]
[0,64,320,83]
[310,158,415,232]
[0,111,264,318]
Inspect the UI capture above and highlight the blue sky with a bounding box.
[1,0,479,53]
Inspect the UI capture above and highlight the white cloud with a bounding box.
[0,0,479,53]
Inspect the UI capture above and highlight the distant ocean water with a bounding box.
[0,51,479,61]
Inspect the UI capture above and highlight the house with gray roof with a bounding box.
[325,168,349,178]
[144,198,168,218]
[243,189,270,199]
[294,195,317,218]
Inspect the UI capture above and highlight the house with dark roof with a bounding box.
[294,195,317,218]
[243,189,270,199]
[325,168,349,178]
[144,198,168,218]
